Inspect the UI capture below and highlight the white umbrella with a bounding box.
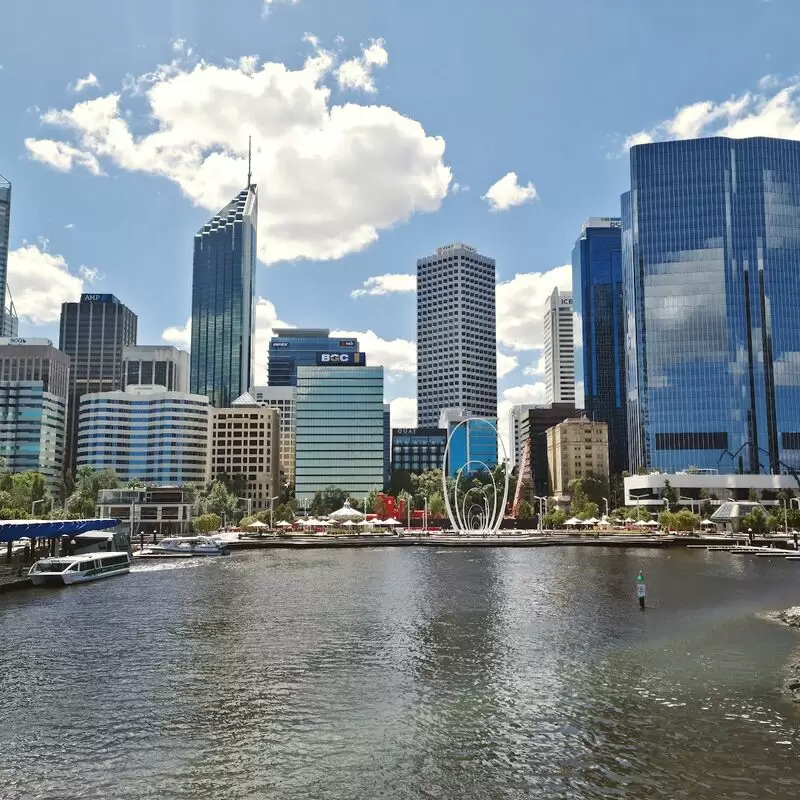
[700,519,715,526]
[247,520,268,528]
[328,500,365,521]
[301,517,320,526]
[315,520,331,527]
[357,519,373,527]
[634,520,649,527]
[565,517,581,526]
[380,518,401,526]
[597,519,611,527]
[276,521,292,528]
[580,519,594,526]
[645,519,660,527]
[585,517,599,525]
[341,520,356,527]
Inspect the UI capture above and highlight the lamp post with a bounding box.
[268,495,279,529]
[237,496,252,518]
[31,498,47,518]
[602,497,609,518]
[679,496,696,515]
[782,498,789,537]
[534,495,546,532]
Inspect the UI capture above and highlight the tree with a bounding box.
[699,488,714,519]
[674,509,700,532]
[658,511,676,531]
[766,513,782,533]
[193,513,222,533]
[516,499,534,519]
[741,506,768,535]
[576,502,600,521]
[662,479,678,506]
[543,508,567,529]
[272,503,294,523]
[427,492,446,518]
[203,481,239,523]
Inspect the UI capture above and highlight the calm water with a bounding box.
[4,547,800,799]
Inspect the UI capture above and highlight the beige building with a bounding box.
[209,395,281,512]
[546,417,609,500]
[251,385,296,485]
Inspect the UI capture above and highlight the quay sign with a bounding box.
[316,352,366,366]
[81,293,115,303]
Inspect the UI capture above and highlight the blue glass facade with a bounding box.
[295,365,384,502]
[383,404,390,488]
[572,219,628,474]
[190,186,257,408]
[623,137,800,475]
[444,418,498,478]
[268,329,360,386]
[0,177,10,335]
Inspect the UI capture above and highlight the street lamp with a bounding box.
[533,495,546,532]
[237,496,253,518]
[679,496,696,514]
[602,497,609,518]
[782,498,789,536]
[268,495,280,528]
[31,498,48,518]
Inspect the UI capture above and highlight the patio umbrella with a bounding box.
[341,520,356,527]
[315,520,331,527]
[276,521,292,528]
[580,519,594,526]
[700,519,715,526]
[247,521,268,528]
[634,520,649,527]
[585,517,599,525]
[357,519,373,526]
[301,517,320,526]
[597,519,611,527]
[645,519,660,527]
[565,517,581,526]
[380,518,401,526]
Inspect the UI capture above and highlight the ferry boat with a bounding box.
[138,536,230,558]
[28,552,131,587]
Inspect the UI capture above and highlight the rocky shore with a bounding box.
[774,608,800,703]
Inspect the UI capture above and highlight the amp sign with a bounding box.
[316,352,366,366]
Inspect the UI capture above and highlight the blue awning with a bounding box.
[0,519,121,543]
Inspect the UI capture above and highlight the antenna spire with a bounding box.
[247,136,252,188]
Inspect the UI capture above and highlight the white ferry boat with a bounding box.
[138,536,230,558]
[28,552,132,587]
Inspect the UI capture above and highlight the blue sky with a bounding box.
[2,0,798,433]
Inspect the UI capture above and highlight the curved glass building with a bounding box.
[623,136,800,475]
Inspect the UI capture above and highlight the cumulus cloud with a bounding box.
[496,264,571,351]
[388,396,417,429]
[71,73,99,93]
[7,244,85,324]
[24,138,103,175]
[351,273,416,298]
[483,171,537,212]
[623,79,800,150]
[497,351,518,379]
[497,383,548,459]
[162,318,191,350]
[263,0,300,14]
[522,354,545,377]
[26,39,452,265]
[336,38,388,94]
[331,329,416,374]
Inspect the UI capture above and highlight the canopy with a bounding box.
[634,520,649,527]
[328,501,365,521]
[300,518,321,526]
[645,519,660,526]
[700,519,715,526]
[378,518,401,526]
[597,519,611,527]
[276,521,292,527]
[0,518,121,544]
[340,520,356,527]
[357,520,373,527]
[585,517,599,524]
[565,517,581,526]
[315,520,331,527]
[580,519,595,526]
[247,521,268,528]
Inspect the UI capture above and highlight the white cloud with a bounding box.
[64,223,75,229]
[26,40,451,265]
[351,273,416,298]
[497,383,547,459]
[162,318,190,350]
[336,38,388,94]
[331,329,416,374]
[483,171,537,212]
[263,0,300,13]
[388,397,417,429]
[7,244,84,324]
[496,264,571,351]
[497,351,518,379]
[171,38,187,54]
[71,73,99,93]
[623,79,800,150]
[78,265,102,283]
[522,354,545,377]
[24,138,103,175]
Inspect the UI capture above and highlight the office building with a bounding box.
[0,175,10,335]
[544,287,575,405]
[518,404,581,497]
[417,243,497,427]
[439,408,498,478]
[2,298,18,337]
[623,136,800,474]
[572,217,627,474]
[190,184,257,408]
[383,403,391,489]
[98,487,196,538]
[508,404,535,469]
[59,293,138,471]
[77,385,210,485]
[392,427,447,474]
[268,329,361,386]
[123,345,189,393]
[295,364,384,503]
[251,385,297,485]
[209,395,281,512]
[546,417,609,501]
[0,338,70,491]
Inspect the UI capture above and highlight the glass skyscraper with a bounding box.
[295,365,384,503]
[572,217,627,474]
[0,174,12,335]
[623,136,800,475]
[268,329,360,386]
[190,185,257,408]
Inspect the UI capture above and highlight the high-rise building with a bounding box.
[0,174,11,335]
[416,243,497,427]
[209,395,281,512]
[383,403,391,489]
[295,364,384,503]
[268,329,360,386]
[623,136,800,475]
[543,287,575,405]
[0,338,70,491]
[391,427,447,474]
[77,385,210,486]
[190,184,257,408]
[546,417,609,502]
[251,385,297,485]
[59,293,138,471]
[572,217,627,474]
[1,297,18,337]
[508,404,535,469]
[439,408,498,478]
[123,345,189,393]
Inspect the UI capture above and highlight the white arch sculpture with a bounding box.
[441,418,510,535]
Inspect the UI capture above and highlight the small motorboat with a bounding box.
[138,536,230,559]
[28,552,131,586]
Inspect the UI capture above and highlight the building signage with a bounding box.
[316,352,366,366]
[560,297,573,306]
[0,337,52,346]
[338,340,356,348]
[80,293,115,303]
[271,341,289,348]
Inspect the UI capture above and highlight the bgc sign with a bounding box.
[316,352,366,366]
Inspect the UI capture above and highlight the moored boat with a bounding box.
[28,552,131,586]
[138,536,230,558]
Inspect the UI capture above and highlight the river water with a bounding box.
[3,547,800,799]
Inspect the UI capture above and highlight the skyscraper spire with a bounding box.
[247,136,252,188]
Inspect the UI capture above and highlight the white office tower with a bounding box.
[544,287,575,405]
[416,243,497,427]
[508,404,535,469]
[251,385,296,485]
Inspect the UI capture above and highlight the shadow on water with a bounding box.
[3,547,800,799]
